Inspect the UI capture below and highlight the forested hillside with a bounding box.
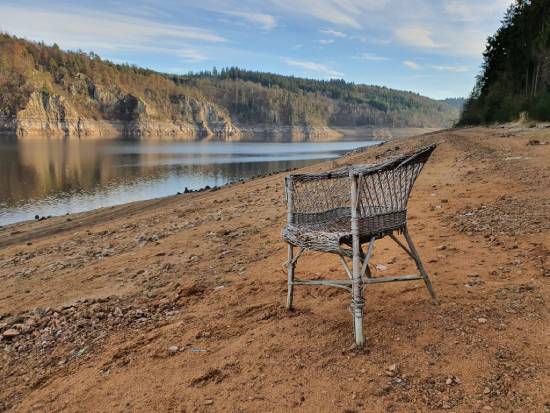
[0,34,459,139]
[174,68,459,128]
[460,0,550,124]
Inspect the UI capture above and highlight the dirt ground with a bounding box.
[0,127,548,413]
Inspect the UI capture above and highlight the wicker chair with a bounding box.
[282,144,437,347]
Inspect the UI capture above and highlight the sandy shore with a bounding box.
[0,127,548,412]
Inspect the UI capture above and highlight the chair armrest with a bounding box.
[288,165,351,182]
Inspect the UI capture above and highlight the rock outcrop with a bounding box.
[9,86,241,140]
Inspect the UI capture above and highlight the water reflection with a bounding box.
[0,138,380,225]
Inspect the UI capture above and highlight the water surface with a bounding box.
[0,138,381,225]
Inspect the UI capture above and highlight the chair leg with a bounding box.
[359,245,373,278]
[351,283,365,347]
[351,241,370,347]
[402,227,438,302]
[286,244,295,310]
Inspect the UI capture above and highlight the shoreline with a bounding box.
[0,124,441,141]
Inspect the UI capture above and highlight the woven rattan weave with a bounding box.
[282,144,437,347]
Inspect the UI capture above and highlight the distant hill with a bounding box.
[0,34,460,139]
[460,0,550,124]
[440,98,465,111]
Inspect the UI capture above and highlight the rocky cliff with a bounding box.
[7,87,240,140]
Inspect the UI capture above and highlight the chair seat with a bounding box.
[282,210,407,257]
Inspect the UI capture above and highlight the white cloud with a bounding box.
[320,29,347,38]
[443,0,512,22]
[354,52,389,61]
[429,65,469,73]
[264,0,503,57]
[395,26,441,49]
[403,60,422,70]
[270,0,387,29]
[0,4,225,56]
[219,10,278,30]
[402,61,470,72]
[285,58,343,78]
[176,49,209,63]
[318,39,335,45]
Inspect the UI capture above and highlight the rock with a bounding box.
[387,363,398,372]
[2,328,20,339]
[436,245,447,251]
[483,386,491,394]
[445,378,453,385]
[168,345,179,354]
[477,317,488,324]
[204,399,214,405]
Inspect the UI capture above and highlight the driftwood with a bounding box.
[282,144,437,347]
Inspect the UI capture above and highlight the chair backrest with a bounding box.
[286,144,436,224]
[288,168,351,224]
[354,144,436,216]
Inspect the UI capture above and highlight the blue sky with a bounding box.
[0,0,512,99]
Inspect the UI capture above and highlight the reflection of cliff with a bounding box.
[0,140,146,205]
[0,140,327,209]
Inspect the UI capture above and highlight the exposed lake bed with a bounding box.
[0,127,548,412]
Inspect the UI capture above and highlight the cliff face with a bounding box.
[11,86,240,140]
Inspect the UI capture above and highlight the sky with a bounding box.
[0,0,513,99]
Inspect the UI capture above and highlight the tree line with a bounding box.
[460,0,550,124]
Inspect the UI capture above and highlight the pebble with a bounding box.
[445,378,453,385]
[436,245,447,251]
[477,317,488,324]
[2,328,20,338]
[168,345,179,354]
[483,386,491,394]
[204,399,214,405]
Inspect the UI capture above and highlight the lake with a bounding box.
[0,138,381,226]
